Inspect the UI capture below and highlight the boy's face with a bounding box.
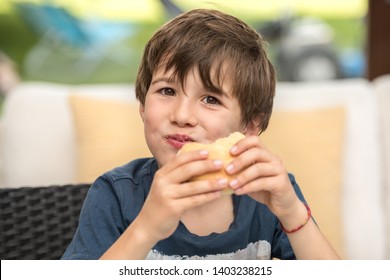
[139,66,249,167]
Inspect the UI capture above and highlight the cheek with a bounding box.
[202,112,243,138]
[221,108,243,129]
[142,98,162,125]
[142,110,160,133]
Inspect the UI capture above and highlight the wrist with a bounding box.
[279,201,311,234]
[100,219,158,260]
[131,216,162,246]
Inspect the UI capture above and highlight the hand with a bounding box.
[136,149,229,243]
[225,135,301,220]
[223,136,340,260]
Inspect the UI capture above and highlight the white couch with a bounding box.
[1,76,389,260]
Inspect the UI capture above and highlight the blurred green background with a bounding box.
[0,0,367,85]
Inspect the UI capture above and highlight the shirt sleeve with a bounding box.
[61,175,126,260]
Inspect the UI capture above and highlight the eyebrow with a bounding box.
[150,77,176,85]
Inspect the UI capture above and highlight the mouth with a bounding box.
[165,134,194,149]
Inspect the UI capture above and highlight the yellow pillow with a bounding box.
[261,106,345,258]
[69,95,151,184]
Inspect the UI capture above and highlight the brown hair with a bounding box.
[135,9,275,132]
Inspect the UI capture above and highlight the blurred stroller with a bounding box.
[14,2,136,83]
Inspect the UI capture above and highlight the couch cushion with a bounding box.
[373,74,390,259]
[262,106,345,258]
[0,82,136,188]
[0,82,76,187]
[69,95,150,183]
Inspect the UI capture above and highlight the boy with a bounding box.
[62,9,340,260]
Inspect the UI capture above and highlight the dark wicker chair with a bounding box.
[0,184,90,260]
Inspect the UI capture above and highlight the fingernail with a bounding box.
[213,160,223,167]
[226,164,234,173]
[217,178,228,186]
[230,145,238,154]
[200,150,208,156]
[229,179,238,188]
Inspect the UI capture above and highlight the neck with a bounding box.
[180,195,234,236]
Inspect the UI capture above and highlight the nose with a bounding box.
[170,97,197,127]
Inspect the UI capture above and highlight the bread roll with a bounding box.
[179,132,245,195]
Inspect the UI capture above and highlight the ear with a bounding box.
[243,117,261,136]
[139,103,145,123]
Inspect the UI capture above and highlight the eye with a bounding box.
[202,95,221,105]
[159,87,176,96]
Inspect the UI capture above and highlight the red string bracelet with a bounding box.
[280,203,311,234]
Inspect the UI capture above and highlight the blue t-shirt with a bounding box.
[62,158,306,260]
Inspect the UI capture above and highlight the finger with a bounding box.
[226,147,275,176]
[160,149,209,176]
[233,176,274,195]
[173,178,229,198]
[163,158,224,185]
[229,135,266,156]
[234,173,291,198]
[229,160,284,189]
[175,189,223,210]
